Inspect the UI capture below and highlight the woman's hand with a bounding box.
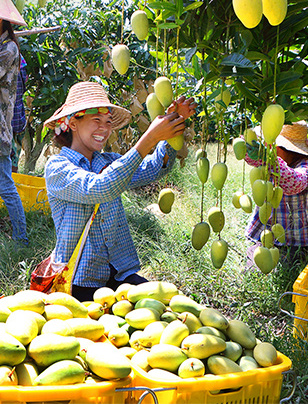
[167,96,197,120]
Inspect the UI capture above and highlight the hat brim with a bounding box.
[44,102,131,131]
[0,0,27,26]
[276,134,308,156]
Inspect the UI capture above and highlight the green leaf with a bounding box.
[185,45,197,64]
[246,51,271,62]
[158,22,180,29]
[221,53,255,69]
[260,72,302,95]
[183,1,203,12]
[148,2,176,12]
[236,82,260,103]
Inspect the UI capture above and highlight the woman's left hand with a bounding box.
[167,96,197,120]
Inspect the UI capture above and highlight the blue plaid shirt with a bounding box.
[45,142,176,287]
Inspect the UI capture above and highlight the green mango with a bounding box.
[232,191,243,209]
[0,332,26,366]
[252,179,267,207]
[138,321,168,348]
[159,319,190,347]
[146,93,165,122]
[195,148,207,161]
[271,223,286,243]
[181,333,226,359]
[223,341,243,362]
[244,128,257,145]
[253,342,277,367]
[65,317,105,341]
[270,247,280,267]
[253,246,274,274]
[225,319,257,349]
[167,134,184,151]
[169,294,204,317]
[239,194,253,213]
[160,311,178,323]
[154,76,173,108]
[158,188,175,214]
[5,310,39,346]
[259,202,272,225]
[271,186,283,208]
[135,298,166,316]
[232,138,246,160]
[199,307,229,331]
[28,334,80,367]
[86,342,132,379]
[131,10,149,40]
[207,207,225,233]
[249,166,265,187]
[191,222,210,251]
[0,365,18,385]
[211,162,228,190]
[178,358,205,378]
[208,355,242,375]
[211,239,228,269]
[111,44,130,75]
[34,360,85,386]
[196,326,226,341]
[147,343,187,373]
[260,229,274,248]
[196,157,210,184]
[127,280,179,304]
[266,181,274,201]
[261,104,285,145]
[125,308,160,329]
[215,89,231,111]
[238,355,259,371]
[45,292,88,318]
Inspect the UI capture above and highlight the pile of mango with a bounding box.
[0,281,279,388]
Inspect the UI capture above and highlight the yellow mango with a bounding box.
[147,343,187,372]
[0,365,18,386]
[15,362,39,386]
[158,188,175,214]
[125,307,160,330]
[45,292,88,318]
[112,44,130,75]
[108,327,130,348]
[131,349,152,372]
[167,134,184,151]
[5,310,38,346]
[178,358,205,378]
[181,333,226,360]
[111,299,134,317]
[232,191,243,209]
[253,246,274,274]
[65,317,105,341]
[34,360,85,386]
[169,294,204,317]
[154,76,173,108]
[253,341,277,366]
[232,138,246,160]
[232,0,263,29]
[207,207,225,233]
[262,0,287,26]
[0,332,27,366]
[244,128,257,145]
[127,280,179,304]
[210,239,228,269]
[252,179,267,207]
[191,222,210,251]
[261,104,285,144]
[160,319,190,347]
[146,93,164,122]
[93,287,116,309]
[131,10,149,40]
[215,89,231,111]
[41,318,73,337]
[211,162,228,190]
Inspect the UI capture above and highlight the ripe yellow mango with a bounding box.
[232,0,263,29]
[108,327,130,348]
[199,307,229,331]
[253,341,277,366]
[15,361,39,386]
[44,304,73,321]
[160,319,190,347]
[147,343,187,372]
[0,365,18,386]
[114,283,134,301]
[127,280,179,304]
[169,294,204,317]
[138,321,168,348]
[261,104,285,144]
[45,292,88,318]
[252,179,267,207]
[158,188,175,214]
[167,133,184,151]
[146,93,164,122]
[65,317,105,341]
[41,318,73,337]
[208,207,225,233]
[208,355,242,375]
[93,287,116,309]
[232,137,246,160]
[178,358,205,378]
[148,368,181,380]
[131,10,149,40]
[125,307,160,329]
[210,239,228,269]
[191,221,210,251]
[253,246,274,274]
[239,194,253,213]
[181,333,226,360]
[130,349,151,372]
[262,0,287,26]
[177,312,202,333]
[111,299,134,317]
[5,310,38,346]
[211,162,228,190]
[196,157,210,184]
[154,76,173,108]
[112,44,130,75]
[0,332,27,366]
[7,290,45,314]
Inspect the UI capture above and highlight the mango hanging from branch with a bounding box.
[232,0,263,29]
[158,188,175,214]
[261,104,285,145]
[146,93,164,122]
[191,222,211,251]
[154,77,173,108]
[262,0,287,26]
[211,239,229,269]
[131,10,149,40]
[196,157,210,184]
[111,44,130,75]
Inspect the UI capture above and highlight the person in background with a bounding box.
[11,54,27,173]
[44,81,197,301]
[0,2,28,245]
[245,121,308,268]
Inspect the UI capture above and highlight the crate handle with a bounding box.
[36,189,48,204]
[115,386,161,404]
[280,369,297,403]
[278,291,308,322]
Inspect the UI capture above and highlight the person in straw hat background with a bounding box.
[245,120,308,269]
[0,0,28,245]
[44,80,197,301]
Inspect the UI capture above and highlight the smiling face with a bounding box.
[69,113,113,162]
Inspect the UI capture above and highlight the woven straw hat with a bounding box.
[276,121,308,156]
[44,81,131,131]
[0,0,27,26]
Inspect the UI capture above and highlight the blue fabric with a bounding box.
[45,141,176,288]
[11,64,27,134]
[0,155,28,242]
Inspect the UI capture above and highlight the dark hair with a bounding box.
[278,146,307,167]
[2,20,21,66]
[52,115,84,148]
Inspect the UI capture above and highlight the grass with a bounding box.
[0,142,307,402]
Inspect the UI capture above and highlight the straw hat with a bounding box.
[0,0,27,26]
[276,121,308,156]
[44,81,131,131]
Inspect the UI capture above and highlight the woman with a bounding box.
[44,80,196,301]
[0,2,28,245]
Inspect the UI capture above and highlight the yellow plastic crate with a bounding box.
[292,265,308,341]
[0,376,133,404]
[130,352,293,404]
[0,173,50,213]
